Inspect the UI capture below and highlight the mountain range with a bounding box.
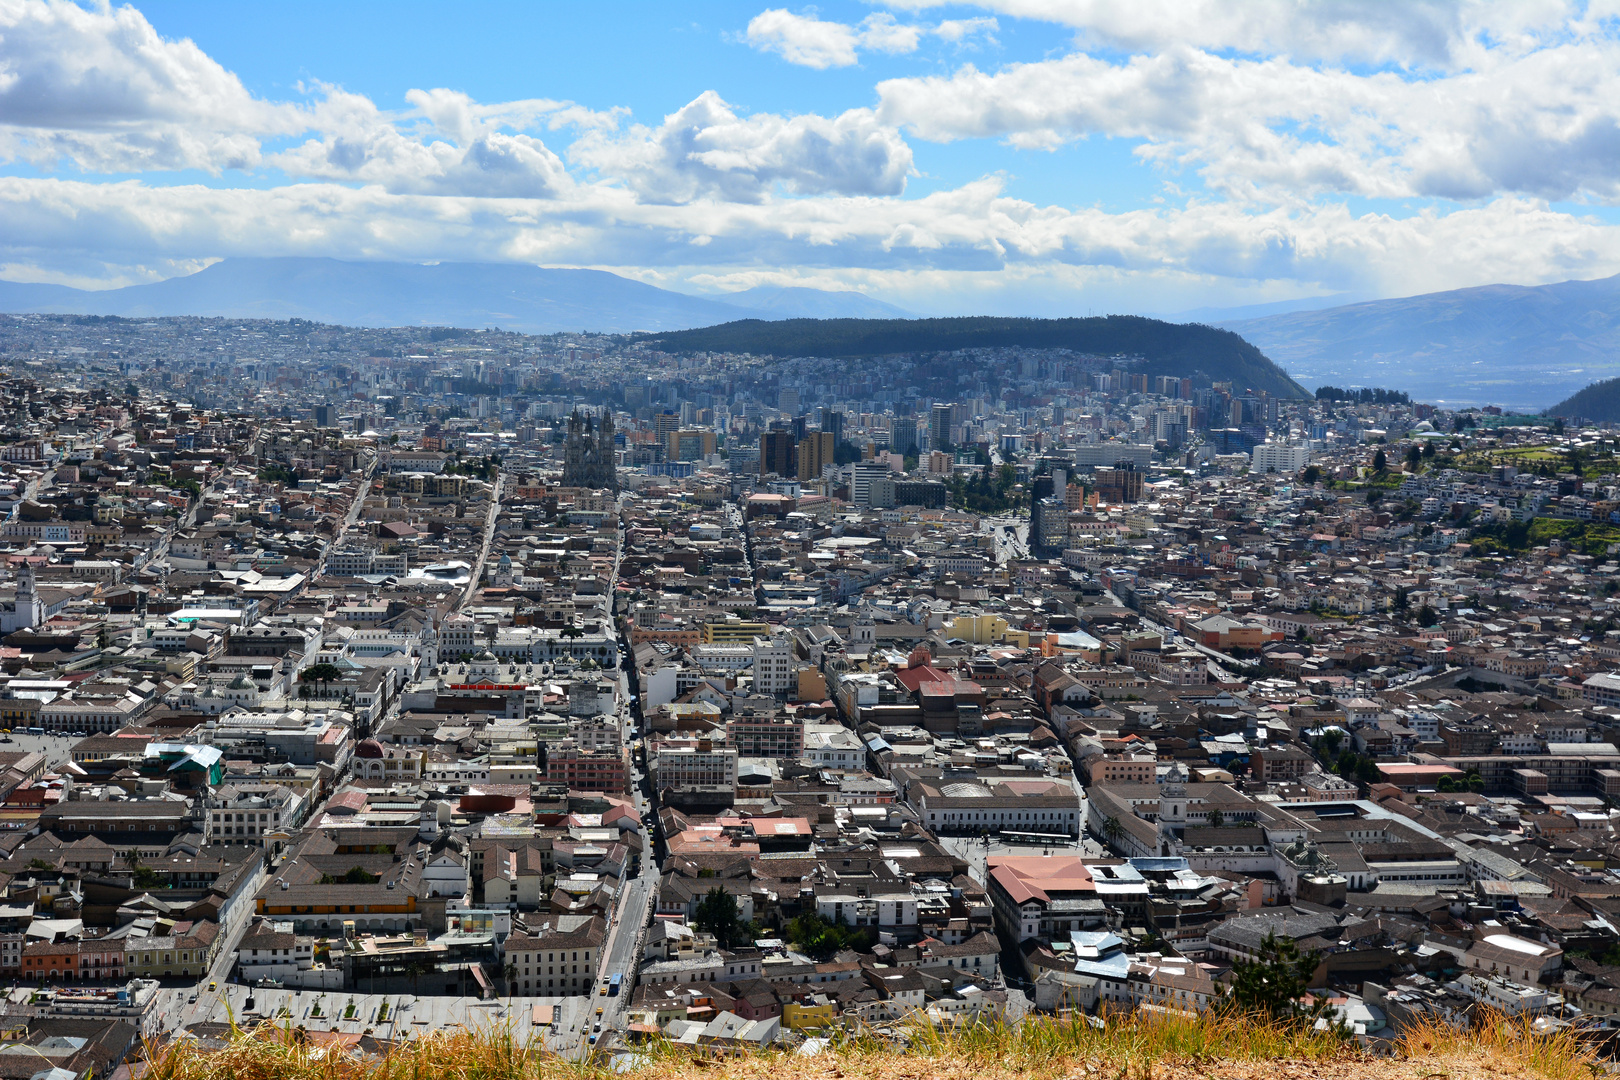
[1221,273,1620,409]
[0,258,910,333]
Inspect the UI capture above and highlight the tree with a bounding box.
[504,961,517,998]
[1216,930,1337,1030]
[694,886,750,950]
[1405,444,1422,472]
[1300,465,1321,484]
[1207,809,1225,828]
[1417,604,1438,628]
[784,910,873,961]
[1372,449,1387,473]
[300,663,343,684]
[1102,815,1125,847]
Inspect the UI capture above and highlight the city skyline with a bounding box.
[9,1,1620,317]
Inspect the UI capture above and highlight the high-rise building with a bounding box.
[668,430,717,461]
[761,430,796,477]
[797,431,834,481]
[314,404,336,428]
[1095,464,1143,504]
[820,408,845,444]
[929,403,955,451]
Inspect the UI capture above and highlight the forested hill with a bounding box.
[636,315,1311,398]
[1549,376,1620,421]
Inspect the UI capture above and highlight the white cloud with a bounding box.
[6,173,1620,309]
[0,0,303,172]
[875,38,1620,205]
[744,7,997,68]
[269,87,577,199]
[746,9,861,68]
[14,0,1620,318]
[569,92,913,203]
[879,0,1571,68]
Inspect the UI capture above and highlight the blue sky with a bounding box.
[8,1,1620,316]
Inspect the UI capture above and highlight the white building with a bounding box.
[1251,443,1311,474]
[751,635,794,696]
[653,740,739,797]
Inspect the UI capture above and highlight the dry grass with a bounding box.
[138,1009,1604,1080]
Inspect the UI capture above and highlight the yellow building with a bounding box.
[783,998,835,1029]
[942,613,1010,644]
[702,621,772,645]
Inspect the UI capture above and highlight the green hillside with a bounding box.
[1549,376,1620,421]
[636,315,1311,398]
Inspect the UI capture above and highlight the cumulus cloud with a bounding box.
[0,0,302,172]
[744,8,996,69]
[875,38,1620,205]
[569,92,913,203]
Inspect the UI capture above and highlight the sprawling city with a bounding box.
[0,310,1607,1072]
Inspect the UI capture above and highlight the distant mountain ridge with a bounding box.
[1222,272,1620,409]
[638,315,1309,398]
[0,258,906,333]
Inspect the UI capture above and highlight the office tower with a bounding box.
[761,430,796,476]
[797,432,834,481]
[929,402,954,451]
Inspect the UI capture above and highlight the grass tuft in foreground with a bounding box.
[138,1008,1602,1080]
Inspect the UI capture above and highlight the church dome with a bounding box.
[356,738,384,759]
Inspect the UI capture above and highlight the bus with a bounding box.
[608,973,622,996]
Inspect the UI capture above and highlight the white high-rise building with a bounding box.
[752,635,795,695]
[1251,443,1311,474]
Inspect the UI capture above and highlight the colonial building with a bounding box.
[561,408,619,490]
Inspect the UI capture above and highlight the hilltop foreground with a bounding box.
[138,1013,1597,1080]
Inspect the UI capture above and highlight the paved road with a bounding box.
[314,455,380,578]
[455,472,503,612]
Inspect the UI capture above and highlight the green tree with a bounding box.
[1372,449,1387,473]
[1207,809,1225,828]
[300,663,343,684]
[1300,465,1321,484]
[1102,815,1125,847]
[694,886,750,950]
[784,910,873,961]
[1216,930,1337,1030]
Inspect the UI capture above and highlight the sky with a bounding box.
[11,1,1620,317]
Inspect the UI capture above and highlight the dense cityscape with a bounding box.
[0,311,1614,1070]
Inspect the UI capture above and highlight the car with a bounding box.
[187,994,198,1003]
[598,984,607,996]
[587,1035,597,1045]
[595,1005,603,1016]
[207,981,216,991]
[592,1021,602,1033]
